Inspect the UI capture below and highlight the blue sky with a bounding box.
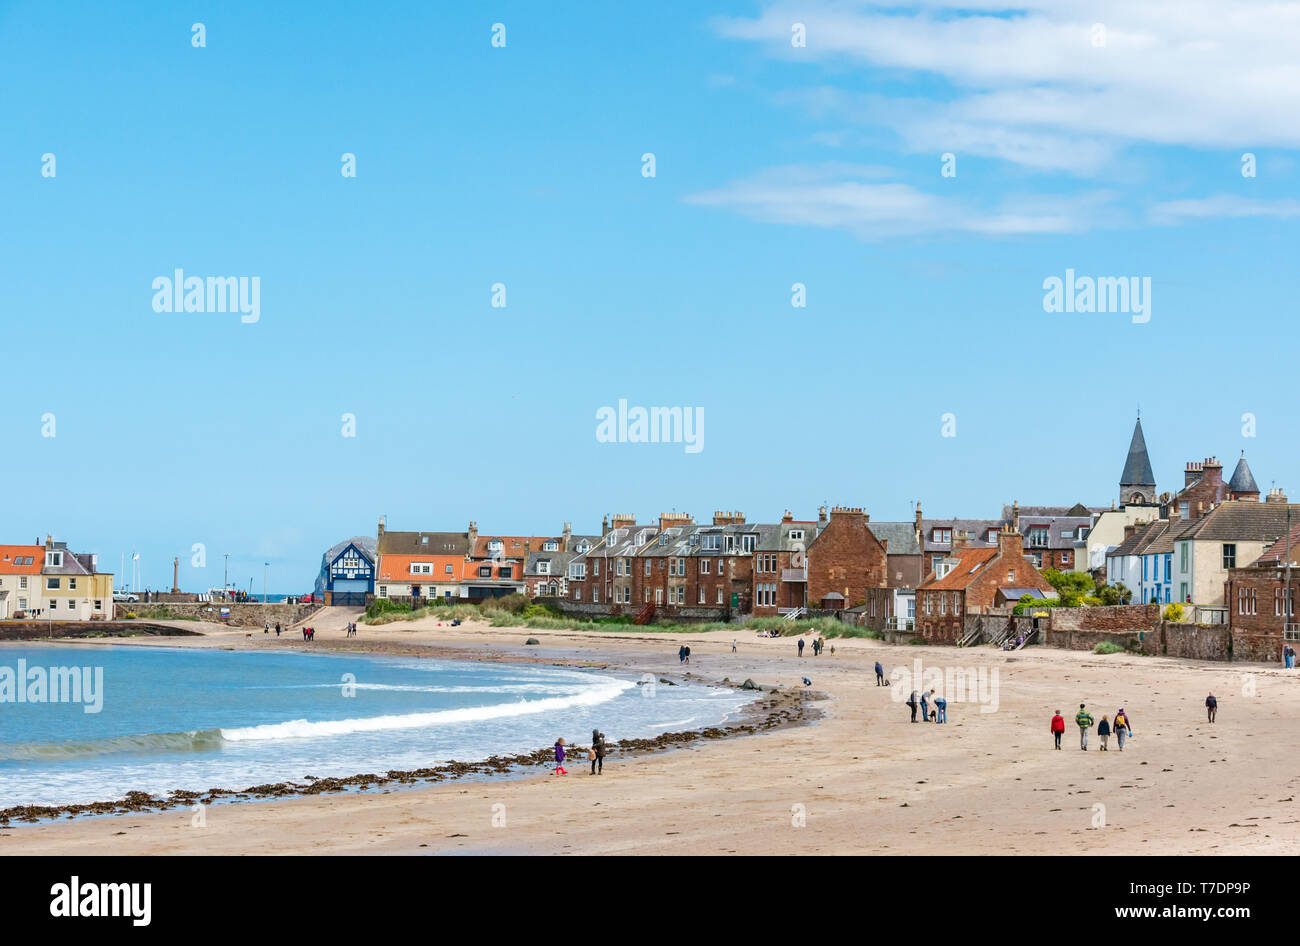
[2,0,1296,591]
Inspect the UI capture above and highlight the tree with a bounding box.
[1042,568,1094,607]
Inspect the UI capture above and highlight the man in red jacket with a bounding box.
[1050,710,1065,750]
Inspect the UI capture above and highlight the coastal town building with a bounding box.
[0,545,43,619]
[37,536,114,621]
[317,536,376,606]
[1167,499,1300,605]
[1224,518,1300,661]
[914,527,1055,643]
[751,511,823,617]
[524,524,598,598]
[374,517,473,604]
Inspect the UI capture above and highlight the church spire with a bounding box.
[1120,416,1156,505]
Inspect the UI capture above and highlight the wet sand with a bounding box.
[1,611,1297,855]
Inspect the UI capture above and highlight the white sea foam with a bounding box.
[221,676,635,743]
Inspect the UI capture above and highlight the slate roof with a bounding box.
[1250,521,1300,567]
[378,530,472,556]
[1228,455,1260,494]
[325,535,377,565]
[1107,520,1167,559]
[1019,516,1093,550]
[1002,504,1102,520]
[867,522,921,557]
[756,521,821,552]
[1120,417,1156,487]
[921,519,1001,554]
[1182,501,1300,543]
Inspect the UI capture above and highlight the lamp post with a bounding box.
[224,553,230,598]
[263,563,269,604]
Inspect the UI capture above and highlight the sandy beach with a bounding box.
[2,608,1297,856]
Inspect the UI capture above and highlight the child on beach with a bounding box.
[1050,710,1065,749]
[553,738,567,775]
[1097,715,1111,750]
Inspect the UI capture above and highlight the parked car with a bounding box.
[113,591,139,603]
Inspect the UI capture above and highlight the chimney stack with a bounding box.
[818,505,828,526]
[467,521,478,545]
[562,521,572,551]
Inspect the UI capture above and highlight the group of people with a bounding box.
[345,622,358,637]
[263,621,282,637]
[302,625,316,641]
[1054,704,1134,750]
[796,636,831,657]
[905,688,948,723]
[553,730,608,775]
[677,645,692,664]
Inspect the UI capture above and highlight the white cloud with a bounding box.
[684,163,1120,238]
[1149,195,1300,224]
[714,1,1300,174]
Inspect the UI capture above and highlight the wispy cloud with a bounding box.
[684,163,1121,239]
[1149,195,1300,224]
[714,0,1300,175]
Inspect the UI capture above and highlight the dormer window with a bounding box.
[576,541,590,553]
[543,541,558,552]
[789,530,804,541]
[987,530,998,544]
[489,539,503,553]
[47,551,63,567]
[931,529,951,544]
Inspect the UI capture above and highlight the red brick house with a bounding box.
[1224,519,1300,662]
[915,528,1055,643]
[806,506,890,613]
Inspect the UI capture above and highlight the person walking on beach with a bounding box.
[1075,703,1094,750]
[1113,708,1131,750]
[264,620,270,635]
[875,661,885,686]
[275,622,281,637]
[553,738,567,775]
[683,645,690,665]
[920,688,930,722]
[798,638,805,657]
[590,730,606,775]
[907,690,919,723]
[1097,715,1111,750]
[1051,710,1065,749]
[678,645,687,664]
[933,690,947,724]
[731,639,737,653]
[1206,692,1218,723]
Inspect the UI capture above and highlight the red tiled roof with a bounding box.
[0,546,44,574]
[918,547,998,590]
[376,554,462,583]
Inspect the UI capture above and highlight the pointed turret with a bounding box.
[1120,416,1157,505]
[1228,452,1260,500]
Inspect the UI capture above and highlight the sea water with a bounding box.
[0,645,755,809]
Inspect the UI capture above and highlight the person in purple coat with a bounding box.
[553,738,567,775]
